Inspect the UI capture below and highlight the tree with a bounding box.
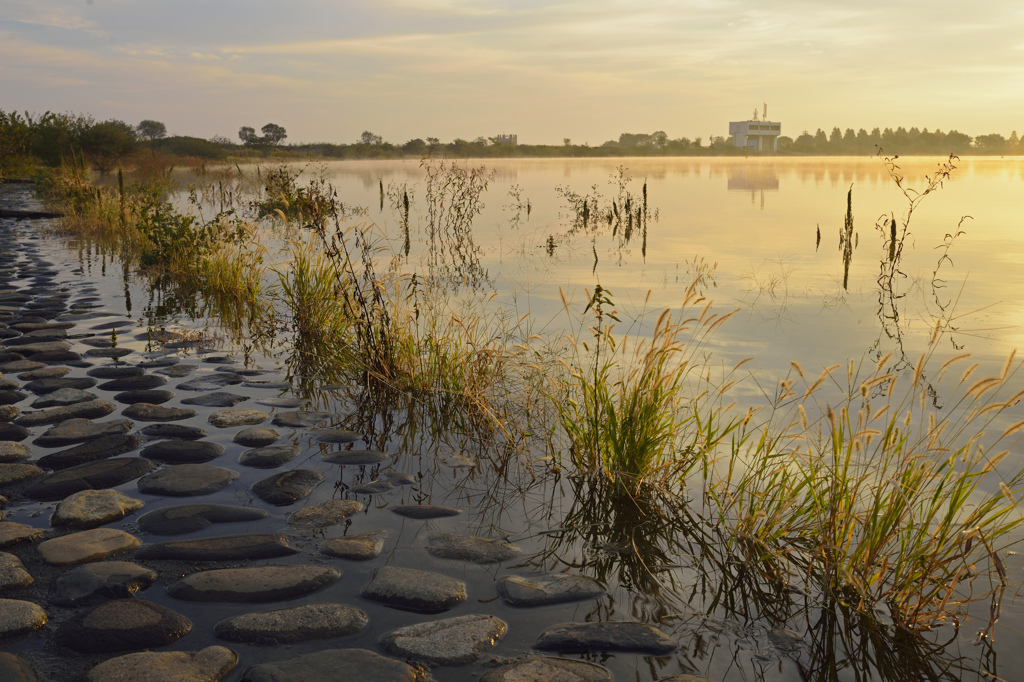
[563,138,572,146]
[79,119,139,174]
[426,137,440,147]
[261,123,287,145]
[239,126,257,144]
[136,120,167,140]
[360,130,383,145]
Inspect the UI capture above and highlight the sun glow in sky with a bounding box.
[3,0,1023,145]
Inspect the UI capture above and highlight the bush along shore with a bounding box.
[0,155,1020,681]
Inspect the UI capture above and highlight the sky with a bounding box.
[2,0,1023,146]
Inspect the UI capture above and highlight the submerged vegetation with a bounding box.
[26,149,1024,680]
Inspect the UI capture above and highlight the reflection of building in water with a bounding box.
[729,119,781,152]
[494,134,518,145]
[727,166,779,209]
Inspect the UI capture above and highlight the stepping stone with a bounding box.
[138,464,238,496]
[113,389,174,404]
[56,598,190,652]
[49,561,157,607]
[533,622,678,654]
[480,657,612,682]
[86,646,237,682]
[272,410,331,428]
[238,444,300,469]
[87,366,144,379]
[137,533,298,561]
[36,434,143,470]
[177,373,245,391]
[287,499,363,528]
[496,574,605,607]
[181,392,248,407]
[243,380,290,390]
[122,403,196,421]
[23,376,97,394]
[6,340,69,356]
[216,366,263,376]
[26,457,154,501]
[37,528,140,566]
[15,399,116,426]
[0,652,38,682]
[320,530,387,560]
[141,440,225,463]
[139,423,206,440]
[138,504,267,535]
[311,428,361,444]
[51,489,144,529]
[239,649,417,682]
[156,364,196,377]
[168,564,340,603]
[201,356,235,364]
[0,389,27,405]
[322,449,390,466]
[208,408,268,428]
[232,426,280,447]
[360,566,466,613]
[0,404,17,421]
[90,320,135,330]
[18,365,70,380]
[0,522,44,548]
[84,348,133,359]
[0,552,33,591]
[251,470,323,506]
[350,472,415,495]
[97,374,166,391]
[33,351,86,365]
[379,614,507,666]
[29,386,97,407]
[254,397,304,408]
[391,505,462,519]
[137,357,179,369]
[0,423,30,441]
[0,361,40,373]
[214,603,367,644]
[0,599,46,637]
[0,463,44,486]
[428,532,522,563]
[34,417,132,448]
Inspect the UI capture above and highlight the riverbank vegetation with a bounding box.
[22,147,1024,679]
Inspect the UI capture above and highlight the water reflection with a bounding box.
[727,165,779,210]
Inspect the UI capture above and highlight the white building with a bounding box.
[729,120,781,152]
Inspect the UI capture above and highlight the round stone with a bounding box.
[320,530,387,561]
[232,427,280,447]
[0,522,44,548]
[311,428,361,444]
[427,532,522,563]
[141,440,225,464]
[51,489,144,529]
[121,403,197,421]
[26,457,153,501]
[139,424,206,440]
[29,387,98,407]
[138,464,239,496]
[208,409,268,428]
[272,411,331,428]
[214,603,368,644]
[168,564,341,603]
[181,392,248,408]
[36,434,143,470]
[480,657,612,682]
[87,366,144,379]
[137,504,267,535]
[97,374,166,391]
[378,614,507,666]
[114,389,175,405]
[360,566,466,613]
[0,651,39,682]
[496,574,605,607]
[322,449,390,466]
[533,622,678,655]
[251,470,323,506]
[136,533,298,561]
[0,552,33,591]
[390,504,462,519]
[0,599,46,637]
[37,527,141,566]
[15,399,116,427]
[0,442,29,463]
[240,649,416,682]
[0,463,44,486]
[57,598,191,652]
[238,444,300,469]
[49,561,157,607]
[287,499,363,528]
[86,646,237,682]
[176,373,245,391]
[33,417,132,448]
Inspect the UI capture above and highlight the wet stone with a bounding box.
[136,357,178,369]
[0,652,38,682]
[138,463,239,496]
[0,599,46,637]
[34,350,86,365]
[142,440,225,464]
[34,417,132,448]
[238,444,300,469]
[533,622,678,655]
[177,373,245,391]
[23,376,97,394]
[52,489,144,529]
[56,598,191,653]
[138,504,267,535]
[87,366,144,379]
[0,404,18,420]
[0,522,45,548]
[97,374,166,391]
[5,340,70,356]
[38,528,141,566]
[480,657,612,682]
[497,574,605,607]
[320,530,387,560]
[311,428,362,444]
[360,566,466,613]
[137,533,298,561]
[181,392,248,407]
[156,363,196,377]
[0,389,28,405]
[254,397,304,408]
[86,646,238,682]
[272,410,331,428]
[208,408,268,428]
[18,364,69,379]
[201,355,235,364]
[36,434,143,470]
[0,442,29,462]
[251,469,323,506]
[350,471,415,495]
[287,499,364,528]
[15,399,116,426]
[168,564,341,603]
[0,360,40,373]
[391,504,463,520]
[240,648,416,682]
[0,552,33,591]
[49,561,157,607]
[114,388,174,404]
[216,366,263,376]
[26,457,153,501]
[379,614,507,666]
[140,423,206,440]
[322,449,390,466]
[0,423,31,442]
[215,602,367,644]
[428,532,521,564]
[122,402,197,422]
[84,347,133,359]
[0,463,44,486]
[232,426,280,447]
[29,387,98,407]
[243,379,290,390]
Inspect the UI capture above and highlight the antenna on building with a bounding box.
[763,102,768,121]
[753,107,758,122]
